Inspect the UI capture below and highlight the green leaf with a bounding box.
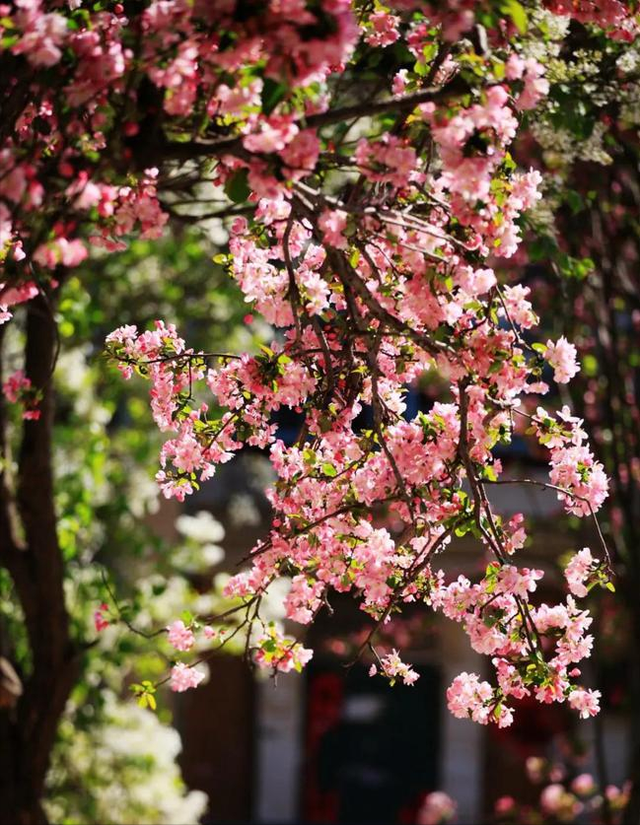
[413,60,428,77]
[0,34,19,48]
[224,168,251,204]
[482,465,498,482]
[502,0,528,33]
[261,78,287,116]
[321,462,337,477]
[565,190,584,215]
[502,151,516,172]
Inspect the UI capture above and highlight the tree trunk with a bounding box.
[0,293,79,823]
[623,570,640,825]
[0,656,80,825]
[0,715,48,825]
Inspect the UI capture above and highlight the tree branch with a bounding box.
[161,76,468,162]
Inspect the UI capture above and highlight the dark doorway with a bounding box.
[301,659,441,824]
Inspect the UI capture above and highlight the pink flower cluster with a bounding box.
[88,1,619,723]
[0,280,38,325]
[544,336,579,384]
[318,209,349,250]
[9,1,68,68]
[355,134,418,188]
[532,406,608,516]
[254,625,314,674]
[506,54,550,111]
[0,0,360,283]
[166,620,195,652]
[94,603,110,633]
[370,649,420,686]
[564,547,598,598]
[546,0,638,40]
[364,11,400,47]
[502,755,631,823]
[432,554,605,727]
[2,369,41,420]
[417,791,457,825]
[169,662,205,693]
[568,687,601,719]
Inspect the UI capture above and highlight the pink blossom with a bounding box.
[318,209,348,249]
[169,662,206,692]
[33,238,88,269]
[568,687,601,719]
[2,370,31,404]
[243,118,298,154]
[94,603,110,633]
[87,0,616,722]
[502,284,538,329]
[12,10,68,68]
[284,575,325,624]
[571,773,596,796]
[540,784,574,815]
[417,791,457,825]
[446,672,494,724]
[365,12,400,47]
[549,445,609,516]
[494,796,516,815]
[392,69,408,96]
[545,336,580,384]
[166,620,195,652]
[280,130,320,175]
[564,548,596,598]
[2,369,40,420]
[377,649,420,686]
[354,135,417,188]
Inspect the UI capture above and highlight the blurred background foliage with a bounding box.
[0,226,265,823]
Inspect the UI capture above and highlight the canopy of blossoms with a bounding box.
[3,0,636,728]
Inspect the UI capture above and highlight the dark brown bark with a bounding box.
[0,295,80,824]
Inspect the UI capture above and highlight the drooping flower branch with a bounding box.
[3,0,638,727]
[102,5,618,722]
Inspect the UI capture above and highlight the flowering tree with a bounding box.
[1,1,639,822]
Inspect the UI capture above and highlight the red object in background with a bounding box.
[398,791,430,825]
[302,671,344,823]
[491,693,568,759]
[483,692,570,816]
